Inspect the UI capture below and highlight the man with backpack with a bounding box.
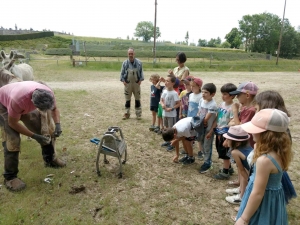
[120,48,144,120]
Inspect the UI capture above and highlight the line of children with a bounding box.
[151,77,294,224]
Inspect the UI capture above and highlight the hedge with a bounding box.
[45,48,72,55]
[79,50,266,60]
[0,32,54,41]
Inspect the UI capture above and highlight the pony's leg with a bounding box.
[20,110,65,167]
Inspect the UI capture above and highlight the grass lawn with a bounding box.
[0,60,299,225]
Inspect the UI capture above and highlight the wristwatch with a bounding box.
[171,108,175,111]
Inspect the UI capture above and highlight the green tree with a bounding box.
[280,20,300,58]
[185,31,189,44]
[239,13,281,54]
[134,21,161,42]
[220,41,231,48]
[225,28,242,48]
[207,38,217,47]
[197,39,207,47]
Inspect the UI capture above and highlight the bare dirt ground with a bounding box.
[46,71,299,224]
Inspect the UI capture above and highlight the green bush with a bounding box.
[0,32,54,41]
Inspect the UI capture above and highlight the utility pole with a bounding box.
[276,0,287,65]
[153,0,157,65]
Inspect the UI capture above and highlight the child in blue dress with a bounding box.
[248,90,297,204]
[236,109,292,225]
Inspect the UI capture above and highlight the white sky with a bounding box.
[1,0,299,43]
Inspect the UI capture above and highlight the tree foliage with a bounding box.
[198,39,207,47]
[185,31,189,44]
[207,37,221,47]
[220,41,231,48]
[134,21,161,42]
[234,12,300,57]
[225,28,242,48]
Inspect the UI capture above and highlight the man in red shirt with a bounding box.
[0,81,65,191]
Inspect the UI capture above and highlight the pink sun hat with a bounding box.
[241,109,289,134]
[223,125,250,141]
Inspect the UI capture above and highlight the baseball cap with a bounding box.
[229,81,258,95]
[223,125,250,141]
[192,78,203,88]
[241,109,289,134]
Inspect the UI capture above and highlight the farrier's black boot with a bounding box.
[42,142,66,168]
[3,142,26,191]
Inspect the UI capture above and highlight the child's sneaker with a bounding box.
[161,142,170,147]
[166,145,174,151]
[225,187,240,195]
[197,151,204,160]
[199,163,213,173]
[214,171,230,180]
[225,194,241,205]
[153,126,160,133]
[182,156,195,165]
[149,125,156,131]
[219,167,234,175]
[179,155,189,163]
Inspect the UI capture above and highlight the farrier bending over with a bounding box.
[0,81,65,192]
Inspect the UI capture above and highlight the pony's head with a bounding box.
[0,50,25,67]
